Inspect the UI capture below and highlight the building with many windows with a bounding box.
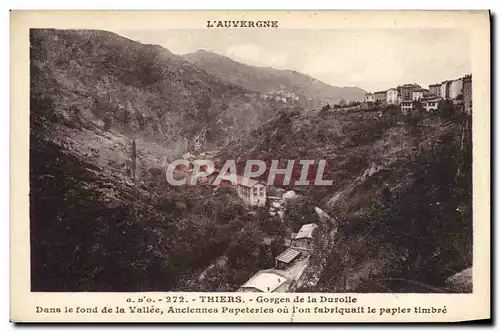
[235,175,266,207]
[412,89,430,101]
[440,80,451,100]
[386,88,399,104]
[429,83,441,97]
[421,96,442,112]
[397,84,421,101]
[449,77,464,100]
[373,91,387,104]
[463,74,472,115]
[400,100,414,115]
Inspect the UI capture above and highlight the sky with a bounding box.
[113,29,471,92]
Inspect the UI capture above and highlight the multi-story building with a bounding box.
[449,78,464,100]
[235,175,266,207]
[440,80,451,100]
[463,74,472,115]
[365,93,374,103]
[386,88,399,104]
[429,83,441,97]
[397,84,421,101]
[421,96,442,112]
[412,89,430,101]
[400,100,414,115]
[373,91,387,104]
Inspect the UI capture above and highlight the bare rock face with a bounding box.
[445,267,472,293]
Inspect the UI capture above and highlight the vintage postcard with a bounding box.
[10,10,490,323]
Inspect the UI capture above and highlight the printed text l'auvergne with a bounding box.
[206,20,278,28]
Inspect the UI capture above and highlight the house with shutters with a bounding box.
[235,175,266,207]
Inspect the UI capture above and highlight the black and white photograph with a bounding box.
[27,22,478,295]
[9,9,491,324]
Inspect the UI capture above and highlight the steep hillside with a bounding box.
[29,29,291,291]
[29,28,471,293]
[30,88,280,292]
[31,29,286,155]
[218,106,472,292]
[183,50,366,107]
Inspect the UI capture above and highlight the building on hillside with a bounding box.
[400,100,414,115]
[291,223,318,252]
[238,270,289,293]
[463,74,472,115]
[429,83,441,97]
[365,93,374,103]
[397,84,421,102]
[440,80,451,100]
[235,175,266,207]
[373,91,387,104]
[386,88,399,104]
[211,173,266,207]
[412,89,430,101]
[449,78,464,100]
[275,248,302,270]
[421,96,442,112]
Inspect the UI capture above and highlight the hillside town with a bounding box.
[363,74,472,115]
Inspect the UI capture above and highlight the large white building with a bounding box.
[386,88,398,104]
[440,81,451,100]
[235,175,266,207]
[421,96,442,112]
[400,101,414,115]
[449,78,464,100]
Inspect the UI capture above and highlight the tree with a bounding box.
[438,100,455,120]
[285,197,319,232]
[226,224,263,270]
[413,100,424,113]
[321,104,332,112]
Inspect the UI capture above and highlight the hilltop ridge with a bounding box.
[183,49,366,107]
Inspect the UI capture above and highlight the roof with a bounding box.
[241,272,287,292]
[236,175,263,188]
[398,84,420,88]
[421,96,442,102]
[295,223,318,239]
[429,83,441,87]
[275,248,301,264]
